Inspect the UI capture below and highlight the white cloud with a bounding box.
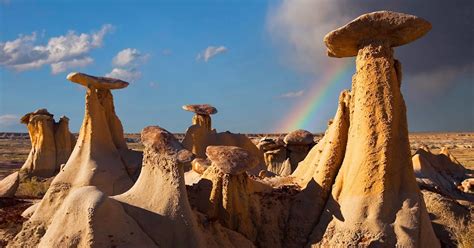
[267,0,350,73]
[105,68,141,82]
[162,49,172,56]
[279,90,304,98]
[196,46,227,62]
[0,24,114,74]
[108,48,148,82]
[112,48,148,67]
[51,57,93,74]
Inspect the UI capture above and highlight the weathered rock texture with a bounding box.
[9,73,137,247]
[307,11,438,247]
[20,109,75,178]
[413,146,471,200]
[183,104,217,131]
[0,172,19,198]
[182,114,266,175]
[284,129,314,171]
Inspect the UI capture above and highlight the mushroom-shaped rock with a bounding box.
[309,11,438,247]
[10,75,134,247]
[182,104,217,131]
[206,146,257,175]
[284,130,314,172]
[192,158,211,174]
[67,72,129,89]
[0,172,19,197]
[324,11,432,57]
[284,129,314,145]
[183,104,218,115]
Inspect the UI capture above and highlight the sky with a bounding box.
[0,0,473,133]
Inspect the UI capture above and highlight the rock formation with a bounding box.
[308,11,438,247]
[9,72,135,247]
[413,146,470,199]
[182,104,266,175]
[258,137,289,175]
[284,129,314,171]
[20,109,75,178]
[183,104,217,131]
[0,172,19,198]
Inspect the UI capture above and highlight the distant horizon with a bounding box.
[1,0,473,134]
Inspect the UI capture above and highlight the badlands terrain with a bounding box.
[0,10,472,248]
[1,132,473,179]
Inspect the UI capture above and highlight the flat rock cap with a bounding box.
[206,145,258,175]
[284,129,314,145]
[20,108,53,124]
[141,126,194,163]
[67,72,129,90]
[324,11,432,57]
[182,104,217,115]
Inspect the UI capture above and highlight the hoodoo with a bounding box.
[284,129,314,171]
[20,109,75,178]
[182,104,266,175]
[308,11,439,247]
[9,72,135,247]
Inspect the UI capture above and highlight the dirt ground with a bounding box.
[1,132,472,179]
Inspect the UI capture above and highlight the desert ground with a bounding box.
[0,10,472,248]
[1,132,473,180]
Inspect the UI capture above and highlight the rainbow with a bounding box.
[274,60,354,132]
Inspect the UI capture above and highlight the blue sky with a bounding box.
[1,0,473,133]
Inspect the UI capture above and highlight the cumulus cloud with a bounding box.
[107,48,148,82]
[279,90,304,98]
[51,57,93,74]
[0,24,114,74]
[112,48,149,67]
[196,46,227,62]
[105,68,141,82]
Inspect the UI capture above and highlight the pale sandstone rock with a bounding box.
[67,72,129,89]
[324,11,432,57]
[309,11,439,247]
[9,74,134,247]
[183,104,217,131]
[284,90,350,247]
[182,125,266,175]
[54,116,75,166]
[0,172,19,198]
[206,146,258,175]
[192,158,211,174]
[20,109,75,178]
[283,129,314,145]
[413,147,470,200]
[21,202,39,219]
[20,110,58,178]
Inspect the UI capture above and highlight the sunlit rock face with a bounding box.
[20,109,75,178]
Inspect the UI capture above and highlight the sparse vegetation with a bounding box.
[15,177,53,198]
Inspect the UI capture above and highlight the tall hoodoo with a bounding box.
[200,145,261,241]
[309,11,439,247]
[283,129,314,172]
[9,72,134,247]
[183,104,218,131]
